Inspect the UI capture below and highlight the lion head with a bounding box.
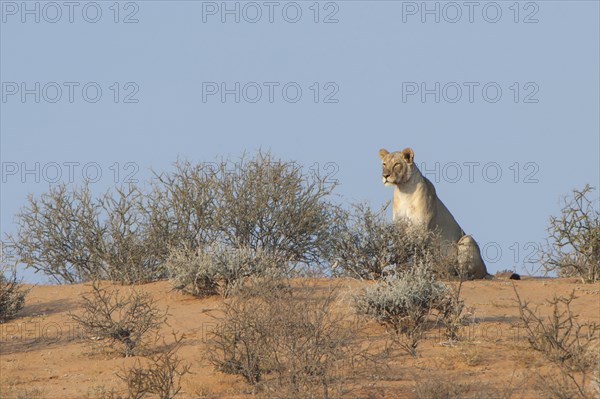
[378,148,415,186]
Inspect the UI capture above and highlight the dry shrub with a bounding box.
[84,385,120,399]
[70,282,168,357]
[459,343,483,367]
[6,184,165,284]
[413,379,474,399]
[7,184,104,283]
[153,151,338,274]
[412,377,512,399]
[146,159,219,255]
[166,244,283,298]
[327,203,459,280]
[211,151,336,269]
[514,287,600,398]
[540,184,599,283]
[8,151,337,284]
[94,185,165,284]
[0,263,28,322]
[354,264,454,356]
[117,334,191,399]
[207,280,365,398]
[436,278,469,343]
[0,383,46,399]
[165,245,219,298]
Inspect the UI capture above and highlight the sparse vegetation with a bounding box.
[7,151,337,284]
[413,376,518,399]
[413,379,475,399]
[166,244,283,298]
[7,184,104,283]
[94,185,166,285]
[84,385,120,399]
[69,282,168,357]
[329,204,459,280]
[3,153,600,398]
[0,383,46,399]
[436,278,469,343]
[0,263,28,322]
[327,203,415,279]
[1,276,599,398]
[145,159,220,256]
[540,184,600,283]
[354,264,454,356]
[165,245,219,297]
[210,151,337,270]
[149,152,337,273]
[117,334,191,399]
[514,287,600,398]
[459,343,483,367]
[207,279,365,398]
[327,203,456,280]
[5,183,165,284]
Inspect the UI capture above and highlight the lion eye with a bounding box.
[382,163,387,167]
[393,163,400,168]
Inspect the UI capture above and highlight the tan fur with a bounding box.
[379,147,488,279]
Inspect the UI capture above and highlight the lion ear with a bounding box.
[401,148,414,165]
[378,149,390,159]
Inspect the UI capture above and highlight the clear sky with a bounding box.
[1,1,599,283]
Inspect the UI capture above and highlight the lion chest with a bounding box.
[392,186,429,225]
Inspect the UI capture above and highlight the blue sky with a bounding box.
[1,1,599,283]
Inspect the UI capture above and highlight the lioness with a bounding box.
[379,147,488,279]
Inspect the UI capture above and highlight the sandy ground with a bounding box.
[1,277,599,398]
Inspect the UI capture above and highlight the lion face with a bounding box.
[378,148,415,186]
